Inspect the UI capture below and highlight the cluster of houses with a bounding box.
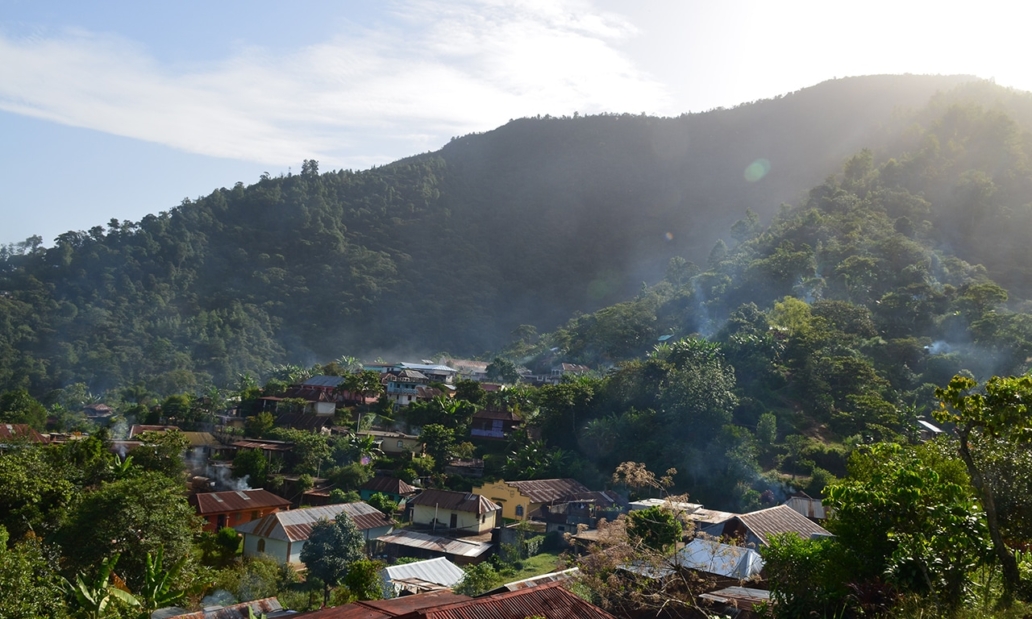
[178,466,833,617]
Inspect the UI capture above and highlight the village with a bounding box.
[0,357,845,618]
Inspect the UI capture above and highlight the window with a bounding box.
[515,505,524,517]
[257,538,265,553]
[251,510,259,520]
[397,440,404,448]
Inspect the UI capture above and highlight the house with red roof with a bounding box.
[190,489,291,532]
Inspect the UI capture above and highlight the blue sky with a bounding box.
[2,0,1030,246]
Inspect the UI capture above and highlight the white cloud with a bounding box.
[0,0,669,168]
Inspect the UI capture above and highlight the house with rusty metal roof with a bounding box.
[301,581,615,619]
[407,489,500,534]
[375,529,494,566]
[473,478,591,521]
[190,489,291,533]
[469,406,522,440]
[0,423,48,449]
[360,475,418,503]
[293,590,470,619]
[236,502,394,564]
[151,596,290,619]
[704,504,832,547]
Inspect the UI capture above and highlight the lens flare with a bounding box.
[744,158,771,182]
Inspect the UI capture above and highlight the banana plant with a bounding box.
[134,547,187,615]
[65,554,140,619]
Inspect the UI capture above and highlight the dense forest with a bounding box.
[1,73,1010,397]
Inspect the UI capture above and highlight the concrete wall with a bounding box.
[412,504,495,534]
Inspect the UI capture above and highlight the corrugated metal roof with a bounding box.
[397,363,457,373]
[690,508,738,525]
[504,479,591,504]
[699,586,771,609]
[362,476,418,496]
[736,504,832,545]
[236,502,393,541]
[673,538,764,579]
[191,489,291,515]
[376,530,493,558]
[297,591,471,618]
[231,440,293,451]
[129,424,181,438]
[487,568,579,593]
[408,490,499,515]
[183,432,221,448]
[383,557,465,590]
[401,582,615,619]
[0,423,46,443]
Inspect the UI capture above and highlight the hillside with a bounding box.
[7,74,1032,396]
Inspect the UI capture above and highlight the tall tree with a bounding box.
[300,512,365,606]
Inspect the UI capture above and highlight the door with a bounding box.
[449,513,458,529]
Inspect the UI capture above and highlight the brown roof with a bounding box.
[190,489,291,515]
[231,439,293,452]
[736,504,832,545]
[0,423,47,443]
[361,476,418,496]
[505,479,591,503]
[235,502,392,541]
[129,424,180,438]
[396,582,615,619]
[296,591,470,618]
[408,489,499,515]
[471,407,522,421]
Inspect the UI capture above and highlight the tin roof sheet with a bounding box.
[383,557,465,589]
[504,479,591,503]
[397,581,615,619]
[673,538,765,579]
[737,504,832,545]
[236,502,392,541]
[191,489,291,515]
[375,530,494,558]
[408,489,499,515]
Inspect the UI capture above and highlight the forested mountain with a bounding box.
[7,74,1032,397]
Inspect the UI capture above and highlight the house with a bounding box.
[384,371,442,407]
[473,478,591,521]
[469,406,522,440]
[387,362,458,385]
[703,504,832,546]
[235,502,394,564]
[128,424,180,438]
[296,581,616,619]
[784,491,829,521]
[546,363,591,384]
[537,490,627,535]
[381,557,466,596]
[182,431,226,459]
[190,489,291,533]
[699,586,771,616]
[672,538,765,580]
[360,476,418,504]
[82,403,115,423]
[407,489,500,534]
[440,358,489,382]
[293,590,470,618]
[358,430,422,455]
[376,529,495,565]
[230,438,293,462]
[0,423,48,448]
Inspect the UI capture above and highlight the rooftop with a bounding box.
[375,530,494,559]
[736,504,833,545]
[408,489,499,515]
[190,489,291,515]
[235,502,392,541]
[505,478,592,503]
[361,476,418,496]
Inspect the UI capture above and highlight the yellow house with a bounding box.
[473,478,591,521]
[407,489,500,534]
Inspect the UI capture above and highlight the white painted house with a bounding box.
[235,502,393,565]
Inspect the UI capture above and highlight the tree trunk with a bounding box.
[957,427,1021,599]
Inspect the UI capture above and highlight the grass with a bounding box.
[501,550,569,582]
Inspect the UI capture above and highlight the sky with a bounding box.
[2,0,1031,246]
